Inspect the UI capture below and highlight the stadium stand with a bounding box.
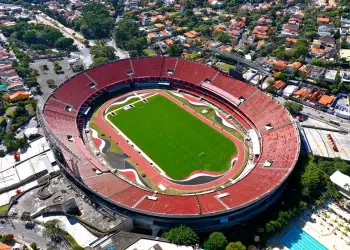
[42,57,300,231]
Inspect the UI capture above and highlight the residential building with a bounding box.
[324,69,337,82]
[340,69,350,83]
[318,95,335,107]
[3,90,30,102]
[318,24,335,36]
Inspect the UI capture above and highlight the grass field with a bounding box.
[107,94,237,180]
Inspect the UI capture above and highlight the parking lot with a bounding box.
[30,58,75,102]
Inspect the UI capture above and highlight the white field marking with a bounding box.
[106,93,150,113]
[104,97,166,176]
[106,93,158,116]
[105,92,240,183]
[170,91,207,106]
[215,110,236,130]
[90,128,106,154]
[118,168,145,187]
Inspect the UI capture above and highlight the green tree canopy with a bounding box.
[284,101,303,114]
[115,18,140,47]
[226,241,246,250]
[79,3,114,39]
[168,44,183,56]
[163,225,199,246]
[204,232,228,250]
[91,45,116,60]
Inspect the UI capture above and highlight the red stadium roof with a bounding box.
[42,57,300,217]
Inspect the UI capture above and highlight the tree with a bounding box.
[30,242,38,250]
[115,19,140,47]
[91,57,110,68]
[79,3,114,39]
[163,225,199,246]
[46,79,55,85]
[204,232,228,250]
[43,220,64,240]
[3,132,18,153]
[168,44,183,56]
[284,101,303,114]
[90,45,116,60]
[55,37,74,49]
[301,155,324,197]
[226,241,246,250]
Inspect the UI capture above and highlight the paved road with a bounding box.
[274,96,350,132]
[35,13,93,67]
[0,219,48,248]
[107,39,129,59]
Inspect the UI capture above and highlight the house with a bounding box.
[319,36,336,47]
[318,95,335,106]
[147,32,158,41]
[275,60,288,71]
[293,87,310,99]
[299,64,314,75]
[3,91,30,102]
[283,85,299,98]
[287,61,303,72]
[309,66,326,79]
[324,69,337,82]
[257,15,273,26]
[340,70,350,83]
[318,24,335,36]
[273,80,286,90]
[252,25,273,39]
[285,37,297,47]
[317,16,330,24]
[184,30,199,38]
[0,242,11,250]
[6,80,24,92]
[281,23,299,37]
[165,39,174,46]
[0,63,11,72]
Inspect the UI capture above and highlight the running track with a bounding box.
[93,90,246,191]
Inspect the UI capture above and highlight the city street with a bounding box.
[0,219,48,249]
[274,96,350,132]
[35,13,93,67]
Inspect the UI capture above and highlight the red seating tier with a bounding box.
[131,57,163,78]
[135,195,200,215]
[173,60,217,85]
[259,124,298,168]
[212,73,256,99]
[85,173,131,197]
[110,186,152,207]
[42,57,299,216]
[197,192,227,214]
[239,92,291,131]
[86,59,132,87]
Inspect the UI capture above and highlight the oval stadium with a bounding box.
[39,57,300,233]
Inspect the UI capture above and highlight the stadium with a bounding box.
[38,57,300,233]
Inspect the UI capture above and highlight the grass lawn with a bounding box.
[0,204,8,215]
[107,94,237,180]
[216,62,234,72]
[144,48,157,56]
[5,106,16,118]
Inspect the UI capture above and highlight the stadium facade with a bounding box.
[39,57,300,233]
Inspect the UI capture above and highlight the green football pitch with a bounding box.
[107,94,237,180]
